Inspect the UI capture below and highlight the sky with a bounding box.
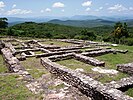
[0,0,133,17]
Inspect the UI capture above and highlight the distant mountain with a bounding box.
[48,19,115,27]
[7,15,133,27]
[70,15,99,20]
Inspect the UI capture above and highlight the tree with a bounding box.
[80,29,96,40]
[112,22,129,39]
[0,18,8,29]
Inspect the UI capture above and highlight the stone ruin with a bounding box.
[0,38,133,100]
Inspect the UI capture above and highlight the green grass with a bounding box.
[57,59,95,72]
[20,58,48,79]
[0,55,8,73]
[34,51,44,54]
[98,72,128,83]
[0,75,40,100]
[40,40,73,47]
[126,88,133,97]
[96,45,133,69]
[57,58,129,83]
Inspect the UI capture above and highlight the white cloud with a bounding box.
[40,10,44,13]
[52,2,65,8]
[6,9,32,15]
[12,4,16,8]
[108,4,127,12]
[82,1,92,7]
[61,9,64,12]
[0,1,5,8]
[86,7,90,11]
[45,8,51,12]
[99,7,103,10]
[95,7,103,12]
[129,7,133,10]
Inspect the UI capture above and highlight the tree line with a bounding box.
[0,17,133,45]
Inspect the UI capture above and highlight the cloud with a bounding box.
[129,7,133,10]
[12,4,16,8]
[61,9,64,12]
[99,7,103,10]
[40,10,44,13]
[0,1,5,8]
[52,2,65,8]
[82,1,92,7]
[6,9,32,15]
[108,4,127,12]
[95,7,103,12]
[45,8,51,12]
[86,7,90,11]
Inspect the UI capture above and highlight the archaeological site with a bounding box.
[0,37,133,100]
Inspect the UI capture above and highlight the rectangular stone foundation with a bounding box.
[41,57,133,100]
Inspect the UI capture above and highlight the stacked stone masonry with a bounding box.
[105,76,133,92]
[117,63,133,75]
[41,58,133,100]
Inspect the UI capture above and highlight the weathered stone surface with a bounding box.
[41,58,133,100]
[82,49,115,57]
[0,40,5,50]
[117,63,133,75]
[36,50,81,58]
[105,76,133,91]
[49,53,73,62]
[1,47,33,81]
[5,42,16,54]
[73,53,105,67]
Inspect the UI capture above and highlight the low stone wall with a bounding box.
[14,48,40,55]
[41,58,133,100]
[48,53,73,62]
[36,49,81,58]
[82,49,115,57]
[33,40,61,49]
[117,63,133,75]
[105,76,133,92]
[48,53,105,67]
[1,47,33,81]
[5,42,16,54]
[50,45,92,52]
[73,53,105,67]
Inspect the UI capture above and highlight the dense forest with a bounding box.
[0,17,133,45]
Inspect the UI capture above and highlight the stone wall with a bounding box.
[41,58,133,100]
[36,49,81,58]
[48,53,105,67]
[105,76,133,92]
[73,53,105,67]
[82,49,115,57]
[1,41,33,81]
[1,47,33,81]
[117,63,133,75]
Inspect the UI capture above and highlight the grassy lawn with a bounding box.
[0,55,8,73]
[57,59,95,72]
[40,40,73,47]
[57,58,129,83]
[95,45,133,70]
[20,58,48,79]
[0,75,41,100]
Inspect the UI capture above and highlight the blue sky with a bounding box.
[0,0,133,17]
